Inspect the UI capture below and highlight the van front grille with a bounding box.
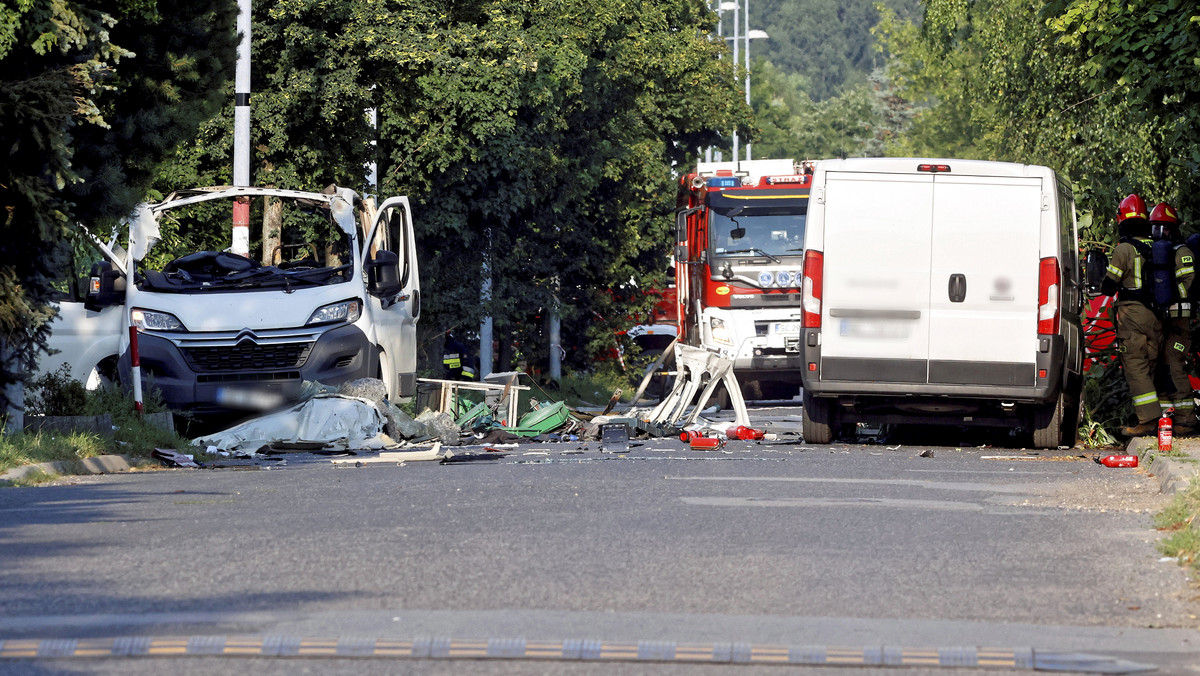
[183,342,312,372]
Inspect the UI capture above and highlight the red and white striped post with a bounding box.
[129,325,143,414]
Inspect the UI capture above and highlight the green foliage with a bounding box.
[157,0,748,374]
[0,430,108,474]
[751,0,921,101]
[1154,479,1200,575]
[750,60,909,160]
[0,0,236,415]
[25,364,87,416]
[1078,358,1128,448]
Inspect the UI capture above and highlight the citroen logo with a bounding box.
[235,329,259,347]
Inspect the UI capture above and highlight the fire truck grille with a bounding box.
[183,342,312,372]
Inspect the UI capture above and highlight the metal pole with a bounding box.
[549,299,561,382]
[745,0,751,162]
[480,229,493,378]
[731,0,740,165]
[232,0,251,255]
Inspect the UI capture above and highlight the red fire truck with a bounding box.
[673,159,814,399]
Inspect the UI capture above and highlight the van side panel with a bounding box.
[927,175,1041,384]
[820,172,934,383]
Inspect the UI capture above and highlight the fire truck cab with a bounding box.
[674,159,814,399]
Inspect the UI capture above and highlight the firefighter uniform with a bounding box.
[442,334,478,381]
[1105,235,1163,433]
[1158,245,1194,417]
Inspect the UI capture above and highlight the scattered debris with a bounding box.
[440,447,510,463]
[599,423,631,453]
[194,394,390,453]
[644,344,750,428]
[152,448,198,468]
[918,449,934,458]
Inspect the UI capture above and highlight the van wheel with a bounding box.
[1033,392,1065,449]
[1060,391,1082,449]
[802,389,834,444]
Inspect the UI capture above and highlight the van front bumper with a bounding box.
[118,323,374,413]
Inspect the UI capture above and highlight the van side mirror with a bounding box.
[365,250,403,297]
[85,261,125,311]
[1085,248,1108,296]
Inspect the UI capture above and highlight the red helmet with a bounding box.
[1117,194,1148,223]
[1149,202,1180,225]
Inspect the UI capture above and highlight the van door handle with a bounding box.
[948,274,967,303]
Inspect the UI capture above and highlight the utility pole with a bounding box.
[232,0,252,256]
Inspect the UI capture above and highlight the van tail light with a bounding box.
[802,250,824,328]
[1038,257,1060,334]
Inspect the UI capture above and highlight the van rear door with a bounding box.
[819,172,934,383]
[927,175,1041,386]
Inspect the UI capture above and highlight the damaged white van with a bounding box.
[799,158,1085,448]
[37,186,420,414]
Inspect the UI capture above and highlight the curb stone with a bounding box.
[0,455,138,486]
[1126,436,1200,494]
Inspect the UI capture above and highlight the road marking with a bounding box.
[666,475,1052,494]
[680,496,987,511]
[0,635,1150,671]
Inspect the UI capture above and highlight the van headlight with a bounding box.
[307,299,362,325]
[710,317,734,346]
[131,308,185,332]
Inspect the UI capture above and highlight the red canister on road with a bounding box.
[690,436,725,450]
[1099,454,1139,468]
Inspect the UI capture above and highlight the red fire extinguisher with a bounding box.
[1159,407,1174,452]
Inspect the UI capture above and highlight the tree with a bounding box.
[365,0,751,372]
[751,0,921,101]
[0,0,236,426]
[875,0,1179,246]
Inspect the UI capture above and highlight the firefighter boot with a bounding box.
[1120,420,1157,437]
[1173,417,1199,437]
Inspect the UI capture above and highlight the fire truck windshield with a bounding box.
[709,202,807,259]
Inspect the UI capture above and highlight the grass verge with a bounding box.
[4,379,197,482]
[1154,479,1200,577]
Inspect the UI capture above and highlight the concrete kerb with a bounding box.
[0,455,140,486]
[1126,436,1200,494]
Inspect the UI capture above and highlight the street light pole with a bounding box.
[744,0,751,162]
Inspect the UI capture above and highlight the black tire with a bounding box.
[802,388,834,444]
[1033,391,1065,449]
[1060,390,1082,449]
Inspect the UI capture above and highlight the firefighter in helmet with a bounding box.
[1101,194,1163,436]
[1150,202,1197,434]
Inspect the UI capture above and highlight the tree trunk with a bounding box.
[262,195,282,266]
[1,339,25,433]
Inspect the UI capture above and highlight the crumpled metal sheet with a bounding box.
[193,394,388,453]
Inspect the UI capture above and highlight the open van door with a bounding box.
[361,196,420,399]
[38,234,128,389]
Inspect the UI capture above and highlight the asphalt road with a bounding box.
[1,404,1198,674]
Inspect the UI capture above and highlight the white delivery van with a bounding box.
[36,185,419,414]
[799,158,1084,448]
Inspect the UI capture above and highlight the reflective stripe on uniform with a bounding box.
[1133,391,1159,406]
[1177,266,1194,277]
[1133,257,1143,287]
[1107,264,1123,277]
[1174,400,1195,412]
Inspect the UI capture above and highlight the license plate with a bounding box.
[216,386,285,410]
[839,319,910,339]
[771,322,801,335]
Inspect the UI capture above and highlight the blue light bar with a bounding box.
[707,177,741,188]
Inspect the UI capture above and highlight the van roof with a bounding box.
[816,158,1055,179]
